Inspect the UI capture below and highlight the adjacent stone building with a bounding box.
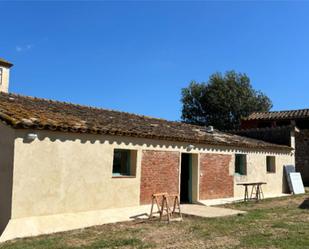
[241,110,309,185]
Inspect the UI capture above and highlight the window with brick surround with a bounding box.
[235,154,247,175]
[266,156,276,173]
[112,149,137,177]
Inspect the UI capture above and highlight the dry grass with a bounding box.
[0,194,308,249]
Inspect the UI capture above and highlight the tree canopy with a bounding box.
[181,71,272,130]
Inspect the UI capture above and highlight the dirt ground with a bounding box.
[0,194,308,249]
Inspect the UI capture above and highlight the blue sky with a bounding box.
[1,1,309,121]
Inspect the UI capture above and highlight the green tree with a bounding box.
[181,71,272,130]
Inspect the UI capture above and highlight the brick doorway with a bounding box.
[180,153,193,203]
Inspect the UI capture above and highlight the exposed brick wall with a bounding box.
[140,150,180,204]
[199,153,233,200]
[296,130,309,185]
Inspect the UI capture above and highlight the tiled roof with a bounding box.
[0,58,13,68]
[245,109,309,121]
[0,92,291,150]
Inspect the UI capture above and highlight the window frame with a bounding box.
[266,156,276,174]
[112,149,137,178]
[235,154,247,176]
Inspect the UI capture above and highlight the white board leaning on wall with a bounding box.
[284,165,305,194]
[289,173,305,194]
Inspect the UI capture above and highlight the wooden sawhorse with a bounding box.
[149,193,182,222]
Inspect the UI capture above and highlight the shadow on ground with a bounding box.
[299,198,309,209]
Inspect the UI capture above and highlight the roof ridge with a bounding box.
[250,108,309,115]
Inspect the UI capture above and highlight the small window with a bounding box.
[235,154,247,175]
[266,156,276,173]
[0,68,2,85]
[112,149,136,177]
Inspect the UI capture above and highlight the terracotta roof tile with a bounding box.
[0,92,291,151]
[245,109,309,121]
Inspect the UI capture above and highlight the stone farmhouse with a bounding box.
[0,59,294,241]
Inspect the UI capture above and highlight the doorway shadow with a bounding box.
[180,153,191,204]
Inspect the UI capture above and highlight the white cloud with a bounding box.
[16,46,23,52]
[15,44,33,52]
[15,37,48,53]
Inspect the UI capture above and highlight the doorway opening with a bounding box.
[180,153,192,203]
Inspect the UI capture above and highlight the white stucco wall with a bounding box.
[232,152,294,198]
[10,129,294,219]
[12,131,143,219]
[0,126,295,241]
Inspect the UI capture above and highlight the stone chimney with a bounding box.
[0,58,13,93]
